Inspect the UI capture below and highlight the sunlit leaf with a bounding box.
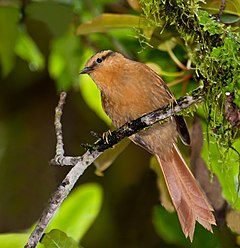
[149,26,178,50]
[46,183,103,241]
[48,29,82,90]
[48,52,65,79]
[206,138,240,209]
[0,6,19,76]
[0,233,29,248]
[146,62,184,77]
[79,74,111,125]
[79,49,111,125]
[157,39,177,52]
[76,14,147,35]
[199,108,240,209]
[15,31,45,71]
[41,229,79,248]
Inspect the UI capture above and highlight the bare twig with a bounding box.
[24,86,204,248]
[218,0,226,18]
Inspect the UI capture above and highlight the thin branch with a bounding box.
[24,86,204,248]
[218,0,226,18]
[55,92,66,158]
[167,73,192,87]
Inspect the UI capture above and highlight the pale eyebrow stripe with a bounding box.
[101,50,114,61]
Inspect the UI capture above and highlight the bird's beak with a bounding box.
[79,66,93,74]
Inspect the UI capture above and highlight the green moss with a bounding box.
[140,0,240,189]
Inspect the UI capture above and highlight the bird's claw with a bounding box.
[102,130,112,144]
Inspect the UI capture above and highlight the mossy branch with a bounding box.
[140,0,240,162]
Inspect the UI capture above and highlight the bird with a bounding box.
[80,50,216,241]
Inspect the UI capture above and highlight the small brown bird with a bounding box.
[80,50,216,241]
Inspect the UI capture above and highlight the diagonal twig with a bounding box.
[24,86,204,248]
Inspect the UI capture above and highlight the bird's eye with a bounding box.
[96,58,102,64]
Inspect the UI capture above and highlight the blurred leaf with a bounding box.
[94,138,130,176]
[0,233,29,248]
[79,50,111,125]
[157,38,177,52]
[76,14,147,35]
[15,30,45,71]
[153,205,190,246]
[48,29,82,90]
[146,62,184,78]
[79,73,111,125]
[202,0,240,17]
[49,52,65,79]
[46,183,103,241]
[149,26,178,50]
[26,1,73,38]
[202,137,240,209]
[41,229,79,248]
[226,209,240,234]
[220,14,240,24]
[0,6,19,76]
[199,107,240,209]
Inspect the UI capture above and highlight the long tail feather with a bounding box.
[157,144,216,241]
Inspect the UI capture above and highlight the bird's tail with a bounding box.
[156,144,216,241]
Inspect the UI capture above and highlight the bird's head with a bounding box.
[80,50,125,75]
[80,50,127,91]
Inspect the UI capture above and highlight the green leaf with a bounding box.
[46,183,103,241]
[48,30,82,90]
[79,75,111,125]
[199,111,240,209]
[26,1,73,38]
[0,6,19,76]
[15,30,45,71]
[220,14,240,24]
[0,233,29,248]
[76,14,147,35]
[153,205,189,246]
[41,229,79,248]
[202,137,240,209]
[202,0,240,17]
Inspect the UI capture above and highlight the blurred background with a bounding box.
[0,0,240,247]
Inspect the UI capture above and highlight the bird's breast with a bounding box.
[101,77,171,128]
